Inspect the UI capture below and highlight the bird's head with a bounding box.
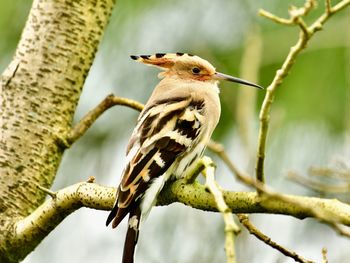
[130,53,262,89]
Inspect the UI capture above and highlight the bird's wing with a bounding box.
[106,95,205,228]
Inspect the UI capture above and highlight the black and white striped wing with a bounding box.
[106,95,205,228]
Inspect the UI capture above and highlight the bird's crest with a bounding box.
[130,53,211,69]
[131,53,193,66]
[130,53,218,82]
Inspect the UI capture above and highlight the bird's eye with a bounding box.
[191,67,201,74]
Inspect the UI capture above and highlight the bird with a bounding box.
[106,53,262,263]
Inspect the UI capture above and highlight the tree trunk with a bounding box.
[0,0,115,262]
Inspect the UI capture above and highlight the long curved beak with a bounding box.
[214,72,263,89]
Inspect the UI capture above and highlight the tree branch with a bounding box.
[202,157,240,263]
[10,176,350,261]
[255,0,350,185]
[208,141,350,237]
[259,0,316,26]
[66,94,144,146]
[322,247,328,263]
[158,181,350,225]
[287,171,350,194]
[13,181,116,260]
[237,214,314,263]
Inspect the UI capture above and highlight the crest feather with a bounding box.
[130,53,197,69]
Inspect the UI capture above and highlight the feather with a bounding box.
[122,205,141,263]
[107,97,205,227]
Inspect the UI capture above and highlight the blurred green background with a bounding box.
[1,0,349,262]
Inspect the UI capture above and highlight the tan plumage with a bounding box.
[106,53,262,263]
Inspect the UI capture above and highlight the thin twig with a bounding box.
[328,223,350,238]
[35,183,57,198]
[237,214,314,263]
[309,165,350,180]
[259,0,317,26]
[255,0,350,186]
[287,171,350,194]
[322,247,328,263]
[208,141,265,188]
[202,156,240,263]
[86,176,96,183]
[183,159,206,184]
[66,94,144,146]
[325,0,332,14]
[258,10,294,25]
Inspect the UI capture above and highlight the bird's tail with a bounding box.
[105,188,130,229]
[122,206,141,263]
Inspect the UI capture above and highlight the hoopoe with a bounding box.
[106,53,262,263]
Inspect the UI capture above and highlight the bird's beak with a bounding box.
[214,72,263,89]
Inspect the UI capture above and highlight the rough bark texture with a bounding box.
[0,0,115,262]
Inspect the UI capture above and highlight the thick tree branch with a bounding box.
[159,181,350,225]
[10,181,115,262]
[16,182,115,236]
[9,182,115,262]
[14,179,350,250]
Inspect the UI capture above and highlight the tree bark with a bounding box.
[0,0,115,262]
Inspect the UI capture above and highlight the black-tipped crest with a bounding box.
[130,53,195,63]
[155,53,166,58]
